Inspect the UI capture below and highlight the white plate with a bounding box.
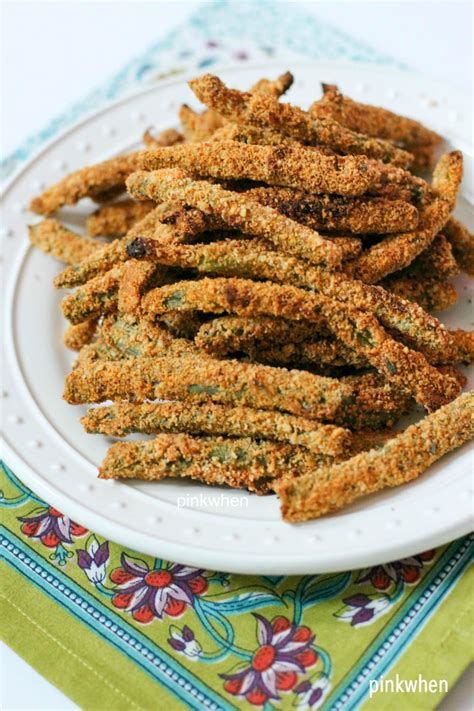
[2,60,473,574]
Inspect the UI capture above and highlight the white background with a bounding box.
[1,0,473,708]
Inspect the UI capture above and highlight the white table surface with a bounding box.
[1,1,473,709]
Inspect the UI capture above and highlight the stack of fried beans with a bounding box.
[29,72,474,522]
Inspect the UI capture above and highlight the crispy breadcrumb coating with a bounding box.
[82,401,350,455]
[64,353,350,420]
[444,217,474,276]
[143,127,184,148]
[142,277,460,410]
[86,200,155,237]
[195,316,326,356]
[276,391,474,521]
[244,186,419,234]
[311,84,441,167]
[98,433,327,493]
[138,143,379,197]
[345,152,463,283]
[30,152,142,214]
[29,220,99,264]
[61,265,124,323]
[382,276,457,312]
[137,239,451,355]
[127,168,351,266]
[401,234,460,280]
[189,74,413,167]
[63,319,98,351]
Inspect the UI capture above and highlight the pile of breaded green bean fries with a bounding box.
[29,71,474,522]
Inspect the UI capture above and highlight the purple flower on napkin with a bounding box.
[335,593,391,627]
[294,673,330,708]
[168,625,202,660]
[110,554,208,624]
[221,614,318,706]
[356,549,435,590]
[19,506,87,548]
[77,535,109,584]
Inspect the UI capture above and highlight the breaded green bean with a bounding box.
[127,169,351,266]
[61,265,124,323]
[98,434,326,493]
[310,84,441,166]
[101,313,200,360]
[251,71,294,98]
[345,151,463,283]
[63,319,98,351]
[366,160,433,203]
[276,391,474,521]
[195,316,326,356]
[82,401,350,456]
[138,239,451,355]
[382,276,458,313]
[86,200,155,237]
[142,277,460,410]
[54,201,214,289]
[333,372,412,430]
[179,72,294,143]
[210,121,306,148]
[251,338,367,369]
[143,127,184,148]
[30,152,142,214]
[179,104,225,142]
[74,339,122,367]
[244,186,419,234]
[29,220,99,264]
[159,311,205,339]
[64,354,351,420]
[137,143,379,197]
[444,217,474,276]
[399,233,459,280]
[54,238,125,290]
[117,260,160,314]
[440,330,474,365]
[189,74,413,167]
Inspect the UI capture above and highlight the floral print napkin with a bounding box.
[1,463,472,709]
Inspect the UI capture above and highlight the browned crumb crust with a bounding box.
[443,216,474,276]
[382,276,458,313]
[195,316,326,356]
[30,152,142,214]
[61,265,124,323]
[276,391,474,521]
[82,401,350,456]
[142,277,460,410]
[29,220,99,264]
[137,143,380,197]
[189,74,413,167]
[138,239,451,355]
[143,127,184,148]
[64,353,351,420]
[127,169,350,267]
[63,319,98,350]
[117,260,160,314]
[98,433,328,493]
[54,203,210,289]
[400,234,460,280]
[244,186,419,234]
[311,85,441,152]
[86,200,155,236]
[344,152,463,282]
